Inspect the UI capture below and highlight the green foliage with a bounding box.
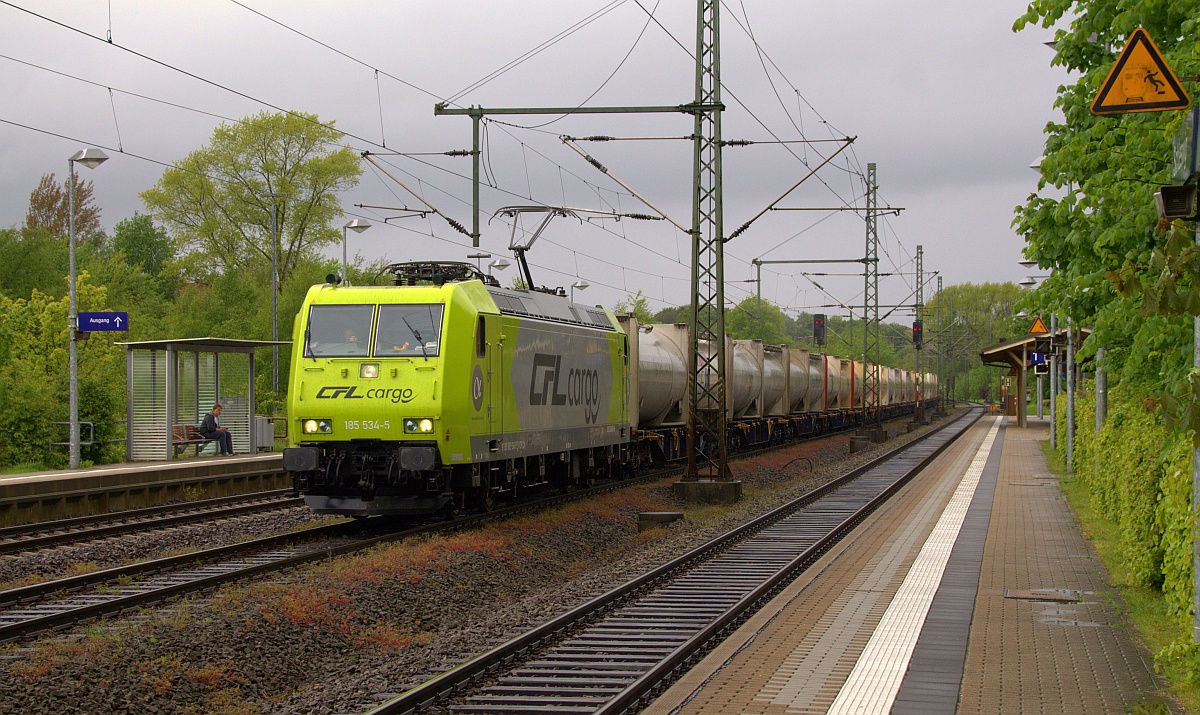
[140,111,361,287]
[110,213,175,278]
[613,290,655,324]
[0,274,125,467]
[0,227,69,300]
[1012,3,1200,419]
[1063,384,1193,622]
[725,296,792,345]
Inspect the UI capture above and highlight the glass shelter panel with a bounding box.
[129,350,166,461]
[218,352,252,454]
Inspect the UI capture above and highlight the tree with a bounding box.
[0,227,68,300]
[23,172,102,241]
[725,296,792,345]
[140,111,361,287]
[110,213,175,277]
[613,290,655,324]
[1012,3,1199,424]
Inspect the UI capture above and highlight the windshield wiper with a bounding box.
[402,315,429,361]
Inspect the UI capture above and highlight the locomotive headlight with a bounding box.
[404,418,435,434]
[303,419,333,434]
[360,363,379,379]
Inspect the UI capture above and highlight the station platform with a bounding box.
[0,453,285,526]
[644,416,1173,714]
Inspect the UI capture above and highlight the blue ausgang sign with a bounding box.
[78,311,129,331]
[1029,351,1047,366]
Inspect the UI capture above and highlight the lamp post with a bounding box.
[342,219,371,286]
[467,252,491,272]
[570,279,589,302]
[67,148,107,469]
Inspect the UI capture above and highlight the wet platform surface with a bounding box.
[644,416,1172,714]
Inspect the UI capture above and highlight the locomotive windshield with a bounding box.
[374,304,444,357]
[305,305,374,357]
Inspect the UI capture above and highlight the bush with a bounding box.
[1064,383,1188,606]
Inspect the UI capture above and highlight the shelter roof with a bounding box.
[116,337,291,353]
[979,326,1091,369]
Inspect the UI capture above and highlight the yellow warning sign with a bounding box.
[1091,28,1191,115]
[1028,316,1049,335]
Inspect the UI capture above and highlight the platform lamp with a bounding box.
[570,279,589,302]
[68,148,108,469]
[342,219,371,286]
[488,258,510,276]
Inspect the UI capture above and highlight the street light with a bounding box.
[570,279,589,302]
[488,258,510,275]
[68,148,107,469]
[342,219,371,286]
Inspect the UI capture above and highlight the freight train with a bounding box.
[282,261,937,516]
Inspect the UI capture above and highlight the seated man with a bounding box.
[199,403,234,455]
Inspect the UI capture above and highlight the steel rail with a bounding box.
[0,458,691,642]
[0,406,942,644]
[0,491,302,556]
[363,407,981,715]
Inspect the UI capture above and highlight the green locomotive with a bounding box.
[283,262,632,516]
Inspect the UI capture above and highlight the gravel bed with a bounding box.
[0,410,965,715]
[0,506,333,592]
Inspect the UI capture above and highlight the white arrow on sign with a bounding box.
[114,316,122,327]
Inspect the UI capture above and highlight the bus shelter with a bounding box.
[118,338,290,461]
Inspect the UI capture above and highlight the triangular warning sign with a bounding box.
[1028,316,1049,335]
[1091,28,1191,115]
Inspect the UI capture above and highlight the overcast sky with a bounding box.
[0,0,1068,319]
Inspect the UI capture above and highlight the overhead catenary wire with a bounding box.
[3,1,914,314]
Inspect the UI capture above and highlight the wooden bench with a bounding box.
[172,425,218,457]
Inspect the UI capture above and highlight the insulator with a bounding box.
[586,156,609,174]
[444,150,472,157]
[445,217,469,235]
[582,135,614,141]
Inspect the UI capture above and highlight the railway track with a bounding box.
[0,410,952,644]
[364,407,984,715]
[0,453,697,643]
[0,489,303,556]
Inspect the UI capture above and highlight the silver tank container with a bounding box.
[763,345,789,416]
[788,349,809,412]
[635,324,689,426]
[728,340,762,418]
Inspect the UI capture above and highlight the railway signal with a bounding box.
[814,314,826,346]
[912,320,923,348]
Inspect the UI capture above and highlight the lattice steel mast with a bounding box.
[861,163,881,431]
[685,0,729,481]
[914,244,924,421]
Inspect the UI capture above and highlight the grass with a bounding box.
[1043,440,1200,713]
[0,462,44,475]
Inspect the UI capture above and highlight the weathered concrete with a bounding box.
[672,480,743,504]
